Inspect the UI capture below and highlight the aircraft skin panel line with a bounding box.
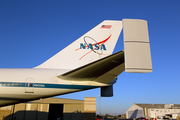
[0,19,152,107]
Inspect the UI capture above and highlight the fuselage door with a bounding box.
[25,78,34,93]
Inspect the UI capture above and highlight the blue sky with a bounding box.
[0,0,180,115]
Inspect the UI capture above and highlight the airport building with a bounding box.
[0,97,96,120]
[126,103,180,119]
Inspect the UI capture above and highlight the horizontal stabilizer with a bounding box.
[58,50,125,83]
[123,19,153,73]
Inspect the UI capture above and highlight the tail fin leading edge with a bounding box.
[36,20,122,69]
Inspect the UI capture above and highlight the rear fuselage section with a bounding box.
[0,68,106,107]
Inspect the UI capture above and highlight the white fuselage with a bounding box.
[0,68,107,107]
[0,19,153,107]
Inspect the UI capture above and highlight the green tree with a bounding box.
[105,114,110,117]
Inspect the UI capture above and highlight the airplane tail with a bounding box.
[58,19,153,97]
[36,20,123,69]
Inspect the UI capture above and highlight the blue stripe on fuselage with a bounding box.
[0,82,98,90]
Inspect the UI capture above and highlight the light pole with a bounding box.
[98,95,101,116]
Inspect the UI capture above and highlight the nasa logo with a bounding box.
[75,35,112,60]
[80,43,107,51]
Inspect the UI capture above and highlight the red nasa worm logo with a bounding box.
[75,35,112,60]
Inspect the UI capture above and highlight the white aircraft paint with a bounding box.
[0,19,152,107]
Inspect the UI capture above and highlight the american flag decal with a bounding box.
[101,25,112,29]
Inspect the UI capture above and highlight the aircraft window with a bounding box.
[0,83,2,86]
[3,83,6,86]
[7,83,10,86]
[11,83,14,86]
[30,84,33,87]
[15,83,17,86]
[19,83,21,86]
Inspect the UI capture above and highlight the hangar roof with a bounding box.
[135,103,180,109]
[30,97,84,104]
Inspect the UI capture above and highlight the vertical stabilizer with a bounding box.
[123,19,152,73]
[36,20,122,69]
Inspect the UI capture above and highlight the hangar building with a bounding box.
[126,103,180,119]
[0,97,96,120]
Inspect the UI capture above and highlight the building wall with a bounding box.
[63,103,84,120]
[0,97,96,120]
[126,103,144,119]
[84,97,96,113]
[24,103,38,120]
[13,103,26,120]
[126,104,180,120]
[10,103,49,120]
[0,110,11,120]
[64,103,84,113]
[36,104,49,120]
[84,97,96,120]
[0,106,12,120]
[148,108,180,119]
